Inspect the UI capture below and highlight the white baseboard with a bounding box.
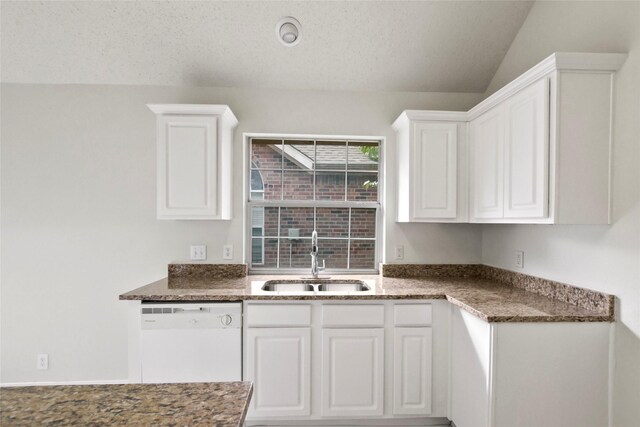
[246,418,451,426]
[1,379,130,387]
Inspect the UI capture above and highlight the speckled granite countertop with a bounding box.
[119,271,613,323]
[0,382,253,426]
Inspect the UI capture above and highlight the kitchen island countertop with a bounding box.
[0,382,253,426]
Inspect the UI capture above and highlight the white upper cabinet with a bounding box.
[396,52,626,224]
[147,104,238,220]
[470,78,549,221]
[470,106,504,219]
[503,78,549,219]
[414,122,458,219]
[393,112,468,222]
[468,53,627,224]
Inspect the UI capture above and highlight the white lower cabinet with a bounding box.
[242,300,611,426]
[450,306,611,427]
[450,307,492,427]
[245,327,311,417]
[321,328,385,417]
[243,300,445,424]
[393,327,432,415]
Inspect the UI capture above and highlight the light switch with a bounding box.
[190,245,207,260]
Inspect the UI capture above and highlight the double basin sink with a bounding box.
[259,279,372,293]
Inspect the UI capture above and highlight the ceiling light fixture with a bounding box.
[276,17,301,47]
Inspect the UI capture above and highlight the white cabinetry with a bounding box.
[246,328,311,417]
[244,303,311,418]
[147,104,238,220]
[395,52,626,224]
[321,304,385,417]
[243,300,446,425]
[450,306,492,427]
[467,53,626,224]
[470,107,504,219]
[393,112,468,222]
[470,78,549,221]
[392,303,433,416]
[450,306,611,427]
[321,328,385,417]
[503,78,549,218]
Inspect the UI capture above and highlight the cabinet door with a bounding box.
[450,307,492,427]
[412,122,458,219]
[470,107,504,219]
[504,78,549,218]
[245,328,311,417]
[157,114,218,219]
[321,328,384,417]
[393,327,432,415]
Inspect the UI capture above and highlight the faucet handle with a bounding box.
[319,259,326,271]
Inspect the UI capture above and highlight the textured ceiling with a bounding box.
[0,1,533,92]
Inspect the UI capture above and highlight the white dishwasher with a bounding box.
[140,302,242,383]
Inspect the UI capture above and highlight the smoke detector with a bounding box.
[276,17,302,47]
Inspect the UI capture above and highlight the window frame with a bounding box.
[244,133,384,275]
[249,165,266,265]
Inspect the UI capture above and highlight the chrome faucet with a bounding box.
[310,230,325,278]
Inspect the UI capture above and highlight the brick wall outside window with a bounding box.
[250,141,378,270]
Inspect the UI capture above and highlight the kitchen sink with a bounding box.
[259,279,371,293]
[317,283,370,292]
[261,283,315,292]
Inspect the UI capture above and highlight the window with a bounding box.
[248,136,381,272]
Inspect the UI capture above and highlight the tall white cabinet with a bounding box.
[147,104,238,220]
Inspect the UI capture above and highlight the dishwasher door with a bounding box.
[140,302,242,383]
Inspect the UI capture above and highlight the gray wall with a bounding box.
[0,84,482,382]
[481,2,640,425]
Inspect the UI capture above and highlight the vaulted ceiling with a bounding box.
[0,1,533,92]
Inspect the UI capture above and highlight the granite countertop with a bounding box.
[119,268,614,323]
[0,382,253,426]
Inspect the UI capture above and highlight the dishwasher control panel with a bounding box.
[141,303,241,330]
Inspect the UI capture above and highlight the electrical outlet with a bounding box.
[394,246,404,260]
[37,354,49,370]
[190,245,207,261]
[515,250,524,269]
[223,245,233,260]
